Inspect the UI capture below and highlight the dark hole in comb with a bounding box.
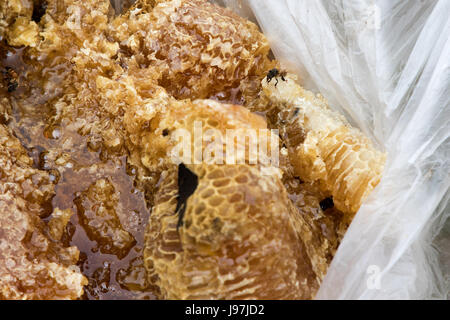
[176,163,198,230]
[32,0,47,23]
[320,197,334,211]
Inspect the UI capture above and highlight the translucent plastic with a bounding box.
[222,0,450,299]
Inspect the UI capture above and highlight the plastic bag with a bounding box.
[219,0,450,299]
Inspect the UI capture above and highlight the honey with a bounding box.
[0,0,384,299]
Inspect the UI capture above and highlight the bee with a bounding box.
[266,68,287,87]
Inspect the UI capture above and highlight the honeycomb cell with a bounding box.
[261,73,386,221]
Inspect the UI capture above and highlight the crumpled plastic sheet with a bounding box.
[218,0,450,299]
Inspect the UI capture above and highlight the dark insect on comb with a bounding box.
[266,68,287,87]
[319,197,334,211]
[266,68,279,83]
[176,163,199,230]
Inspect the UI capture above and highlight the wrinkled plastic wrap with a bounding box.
[218,0,450,299]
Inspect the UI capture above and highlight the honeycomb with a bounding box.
[121,100,322,299]
[0,0,39,47]
[0,0,385,299]
[109,0,275,102]
[283,176,347,281]
[141,99,320,299]
[0,124,87,299]
[74,178,136,259]
[145,163,319,299]
[145,150,317,299]
[261,73,386,220]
